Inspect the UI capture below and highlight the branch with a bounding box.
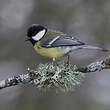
[76,57,110,73]
[0,70,36,89]
[0,57,110,91]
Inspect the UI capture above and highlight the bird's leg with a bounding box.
[51,58,56,65]
[67,54,70,66]
[52,58,56,62]
[47,58,56,68]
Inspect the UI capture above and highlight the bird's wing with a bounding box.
[40,34,85,48]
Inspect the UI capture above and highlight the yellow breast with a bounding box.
[34,41,65,58]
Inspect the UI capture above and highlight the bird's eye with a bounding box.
[32,29,46,41]
[27,29,36,37]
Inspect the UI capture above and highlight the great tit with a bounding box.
[26,24,108,61]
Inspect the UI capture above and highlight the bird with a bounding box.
[26,24,108,62]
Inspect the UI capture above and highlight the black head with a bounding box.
[26,24,47,45]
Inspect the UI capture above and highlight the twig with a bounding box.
[76,57,110,73]
[0,57,110,91]
[0,70,36,89]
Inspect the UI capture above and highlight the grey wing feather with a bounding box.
[41,34,85,48]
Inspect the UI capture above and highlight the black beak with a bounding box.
[25,36,31,41]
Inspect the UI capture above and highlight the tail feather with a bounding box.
[82,45,108,52]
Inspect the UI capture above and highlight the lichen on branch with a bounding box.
[0,56,110,91]
[31,62,85,92]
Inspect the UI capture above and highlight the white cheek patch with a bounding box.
[32,29,46,41]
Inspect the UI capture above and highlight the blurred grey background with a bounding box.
[0,0,110,110]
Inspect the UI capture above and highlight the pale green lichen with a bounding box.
[31,61,85,92]
[87,61,105,72]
